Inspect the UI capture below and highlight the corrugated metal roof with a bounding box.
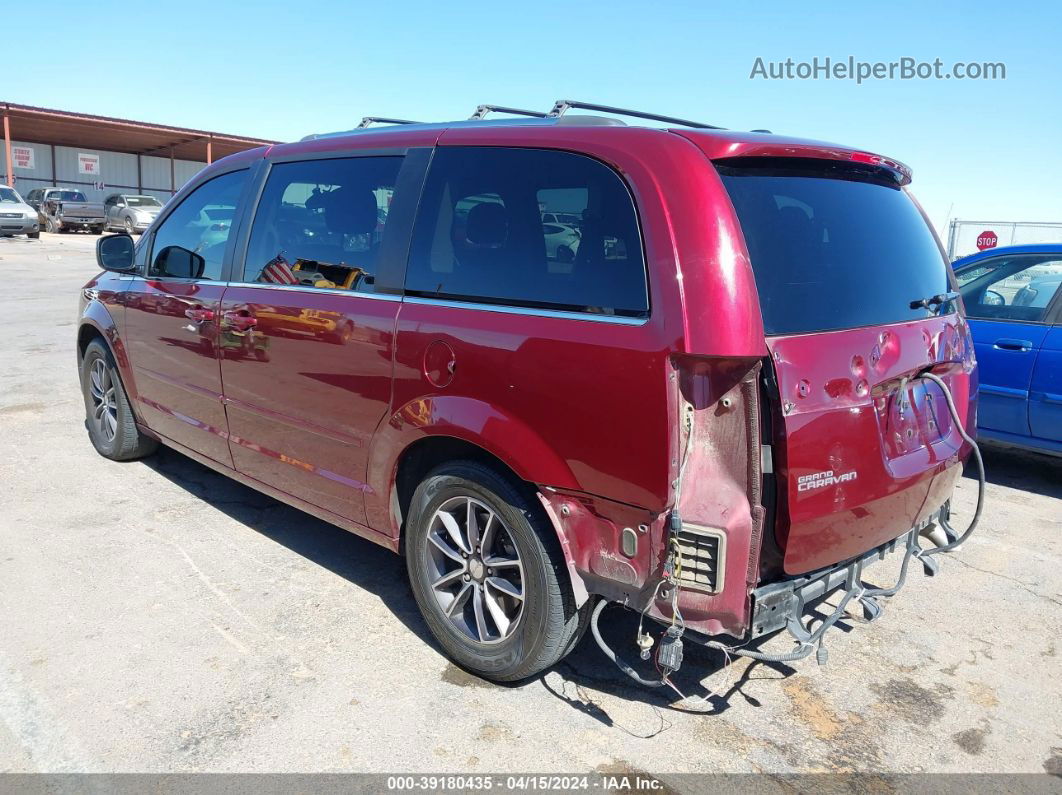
[2,101,277,161]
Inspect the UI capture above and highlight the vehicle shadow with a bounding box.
[139,446,874,724]
[540,606,798,723]
[142,446,439,648]
[535,597,870,726]
[971,442,1062,499]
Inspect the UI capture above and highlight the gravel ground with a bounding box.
[1,232,1060,782]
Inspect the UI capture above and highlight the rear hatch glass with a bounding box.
[718,157,953,334]
[718,157,972,574]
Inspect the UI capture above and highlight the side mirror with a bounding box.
[983,289,1005,306]
[97,234,136,272]
[154,245,206,279]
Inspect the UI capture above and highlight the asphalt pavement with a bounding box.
[1,232,1060,781]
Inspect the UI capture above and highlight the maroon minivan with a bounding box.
[79,102,978,683]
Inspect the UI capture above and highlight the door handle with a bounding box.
[992,338,1033,352]
[222,308,257,331]
[184,306,214,323]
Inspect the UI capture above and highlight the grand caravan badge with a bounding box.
[797,469,858,492]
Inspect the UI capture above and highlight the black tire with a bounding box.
[27,231,40,239]
[92,225,104,235]
[46,217,58,233]
[124,217,135,235]
[406,461,586,682]
[80,339,158,461]
[557,244,574,263]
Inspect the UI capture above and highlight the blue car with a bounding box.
[954,244,1062,455]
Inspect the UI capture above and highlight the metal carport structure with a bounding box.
[2,101,276,198]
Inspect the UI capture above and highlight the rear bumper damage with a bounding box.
[589,498,974,695]
[722,504,952,664]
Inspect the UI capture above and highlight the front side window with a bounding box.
[149,169,248,280]
[243,157,401,291]
[406,147,648,317]
[958,255,1062,323]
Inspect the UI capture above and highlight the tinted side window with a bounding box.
[243,157,401,291]
[149,170,247,280]
[959,255,1062,323]
[406,147,648,317]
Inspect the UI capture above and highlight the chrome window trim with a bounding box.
[129,276,228,286]
[403,296,649,326]
[224,281,403,301]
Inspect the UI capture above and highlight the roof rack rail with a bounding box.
[469,104,549,120]
[356,116,421,129]
[547,99,723,130]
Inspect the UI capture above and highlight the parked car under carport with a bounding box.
[104,193,164,234]
[0,185,41,238]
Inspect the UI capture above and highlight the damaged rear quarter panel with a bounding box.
[539,358,766,637]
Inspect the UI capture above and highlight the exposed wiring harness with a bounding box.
[591,600,666,689]
[915,371,984,556]
[590,367,986,688]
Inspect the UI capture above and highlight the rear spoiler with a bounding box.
[673,130,913,186]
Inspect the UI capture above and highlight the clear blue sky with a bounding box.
[9,0,1061,234]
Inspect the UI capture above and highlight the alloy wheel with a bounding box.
[425,495,525,644]
[88,358,118,443]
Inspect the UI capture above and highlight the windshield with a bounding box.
[0,187,22,203]
[718,159,952,335]
[53,191,86,202]
[126,196,161,207]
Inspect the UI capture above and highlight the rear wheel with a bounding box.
[27,230,40,239]
[80,339,157,461]
[406,461,586,682]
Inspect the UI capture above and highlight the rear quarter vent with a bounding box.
[674,523,727,593]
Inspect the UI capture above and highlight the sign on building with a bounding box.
[12,146,35,170]
[78,153,101,176]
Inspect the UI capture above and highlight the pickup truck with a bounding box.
[24,188,106,234]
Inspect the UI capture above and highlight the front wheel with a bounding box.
[406,461,587,682]
[80,339,158,461]
[124,217,135,235]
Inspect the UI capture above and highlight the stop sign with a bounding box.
[976,230,998,251]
